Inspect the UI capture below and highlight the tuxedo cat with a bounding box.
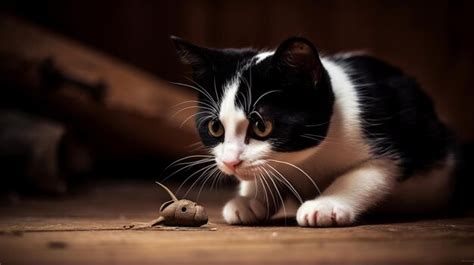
[171,36,457,227]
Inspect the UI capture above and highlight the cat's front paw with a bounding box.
[223,196,267,225]
[296,197,355,227]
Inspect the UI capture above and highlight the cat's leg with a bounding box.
[296,159,397,227]
[223,180,285,225]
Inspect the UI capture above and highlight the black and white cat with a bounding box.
[171,36,457,227]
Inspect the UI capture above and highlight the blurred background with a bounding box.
[0,0,473,195]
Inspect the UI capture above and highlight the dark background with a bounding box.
[2,0,474,141]
[1,4,473,262]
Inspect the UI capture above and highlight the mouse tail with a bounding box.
[150,216,166,227]
[155,181,178,201]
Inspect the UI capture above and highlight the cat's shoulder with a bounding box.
[327,53,425,96]
[328,53,405,78]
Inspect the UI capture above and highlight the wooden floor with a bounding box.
[1,181,473,265]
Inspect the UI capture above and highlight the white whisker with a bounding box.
[262,166,287,224]
[162,156,214,182]
[213,77,219,104]
[267,159,321,195]
[210,169,223,191]
[257,173,270,219]
[163,155,213,172]
[180,111,216,128]
[259,170,277,215]
[265,163,304,204]
[196,166,220,201]
[252,90,282,109]
[172,100,218,113]
[170,81,219,110]
[179,163,216,197]
[171,105,216,119]
[305,121,329,127]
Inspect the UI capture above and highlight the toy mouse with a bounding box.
[124,182,208,229]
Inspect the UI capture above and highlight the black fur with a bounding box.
[333,55,454,179]
[172,36,334,152]
[172,36,454,181]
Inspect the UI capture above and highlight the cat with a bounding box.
[171,36,457,227]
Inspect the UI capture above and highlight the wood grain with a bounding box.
[1,181,473,265]
[0,15,201,158]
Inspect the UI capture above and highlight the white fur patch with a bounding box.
[264,57,372,199]
[254,51,274,64]
[237,54,391,226]
[296,157,398,227]
[332,51,367,60]
[218,78,247,136]
[321,58,363,133]
[220,51,455,226]
[213,76,272,178]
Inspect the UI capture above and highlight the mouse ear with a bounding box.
[155,181,178,201]
[160,200,174,212]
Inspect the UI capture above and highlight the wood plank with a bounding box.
[0,15,201,158]
[1,181,473,264]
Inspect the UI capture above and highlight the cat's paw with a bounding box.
[296,197,355,227]
[223,196,267,225]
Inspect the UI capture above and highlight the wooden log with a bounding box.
[0,15,201,158]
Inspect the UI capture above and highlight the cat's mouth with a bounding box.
[217,160,264,181]
[234,167,260,181]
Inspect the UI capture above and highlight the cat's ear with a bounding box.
[171,36,213,78]
[272,37,323,86]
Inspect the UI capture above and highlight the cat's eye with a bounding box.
[252,119,273,138]
[208,119,224,138]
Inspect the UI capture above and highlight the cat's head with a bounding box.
[172,36,334,180]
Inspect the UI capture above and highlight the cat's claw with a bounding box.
[223,196,267,225]
[296,197,355,227]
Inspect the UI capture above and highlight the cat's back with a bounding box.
[331,53,404,80]
[329,53,454,178]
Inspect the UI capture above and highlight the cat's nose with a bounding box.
[223,159,242,171]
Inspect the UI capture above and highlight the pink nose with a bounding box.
[223,159,242,171]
